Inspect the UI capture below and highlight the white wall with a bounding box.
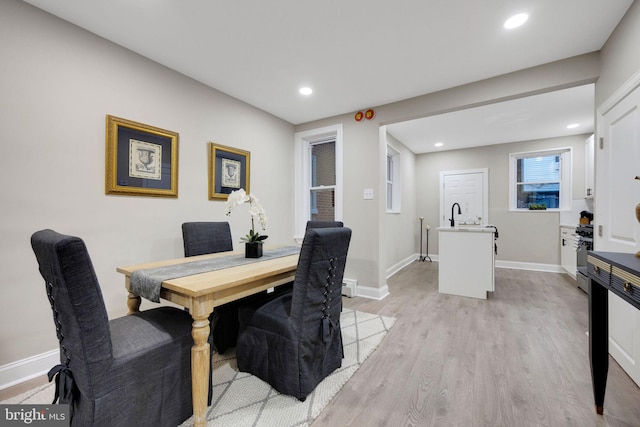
[0,0,295,366]
[384,133,417,270]
[597,0,640,106]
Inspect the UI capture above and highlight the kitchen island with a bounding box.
[438,226,496,299]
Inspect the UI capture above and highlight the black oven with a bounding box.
[576,224,593,292]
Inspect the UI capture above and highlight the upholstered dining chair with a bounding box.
[236,227,352,401]
[181,221,237,354]
[269,220,345,297]
[31,229,211,427]
[181,221,233,257]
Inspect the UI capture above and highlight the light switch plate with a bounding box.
[363,188,374,200]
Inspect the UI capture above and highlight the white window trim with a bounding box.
[508,147,572,212]
[294,124,343,241]
[386,143,401,213]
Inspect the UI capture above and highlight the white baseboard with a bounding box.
[400,254,562,274]
[0,349,58,391]
[356,284,390,300]
[348,253,414,301]
[495,260,563,273]
[386,254,418,278]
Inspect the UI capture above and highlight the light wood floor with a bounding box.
[314,261,640,427]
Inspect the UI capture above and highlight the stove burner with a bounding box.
[576,223,593,293]
[576,224,593,237]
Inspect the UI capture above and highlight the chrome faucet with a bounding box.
[450,202,461,227]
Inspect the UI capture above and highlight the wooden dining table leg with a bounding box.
[127,291,141,314]
[191,312,211,427]
[125,277,141,314]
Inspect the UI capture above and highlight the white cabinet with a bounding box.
[585,134,595,198]
[438,227,495,299]
[560,226,577,279]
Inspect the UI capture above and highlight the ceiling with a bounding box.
[386,83,595,153]
[21,0,633,152]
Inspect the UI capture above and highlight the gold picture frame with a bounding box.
[105,115,179,197]
[209,143,250,200]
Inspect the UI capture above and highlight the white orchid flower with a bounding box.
[224,189,268,243]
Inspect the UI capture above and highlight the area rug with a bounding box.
[2,309,395,427]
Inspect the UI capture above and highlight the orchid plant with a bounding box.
[225,189,268,244]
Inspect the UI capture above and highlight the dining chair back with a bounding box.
[236,227,352,400]
[31,229,207,427]
[306,220,344,230]
[182,221,233,257]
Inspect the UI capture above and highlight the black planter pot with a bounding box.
[245,242,263,258]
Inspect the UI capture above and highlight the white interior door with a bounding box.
[440,169,488,227]
[596,79,640,386]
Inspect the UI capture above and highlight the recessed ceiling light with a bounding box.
[567,123,580,129]
[504,13,528,29]
[299,87,313,95]
[434,142,444,147]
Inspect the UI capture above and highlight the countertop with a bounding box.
[437,226,496,233]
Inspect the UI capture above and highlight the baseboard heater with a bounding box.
[342,279,357,298]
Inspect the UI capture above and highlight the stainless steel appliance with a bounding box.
[576,223,593,292]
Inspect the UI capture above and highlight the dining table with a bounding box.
[117,247,299,427]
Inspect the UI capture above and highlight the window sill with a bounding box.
[509,208,566,212]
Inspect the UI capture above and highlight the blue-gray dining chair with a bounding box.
[236,227,352,401]
[182,221,233,257]
[31,229,211,427]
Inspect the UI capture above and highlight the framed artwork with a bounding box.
[105,115,179,197]
[209,143,250,200]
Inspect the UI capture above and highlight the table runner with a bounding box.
[130,246,300,303]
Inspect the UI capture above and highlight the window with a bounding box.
[310,140,336,220]
[294,125,343,239]
[386,144,401,212]
[509,148,572,211]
